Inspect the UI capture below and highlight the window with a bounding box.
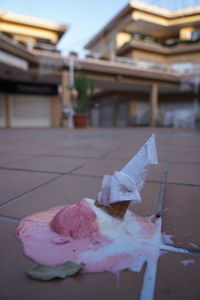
[191,30,200,41]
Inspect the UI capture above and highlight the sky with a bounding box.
[0,0,128,56]
[1,0,200,56]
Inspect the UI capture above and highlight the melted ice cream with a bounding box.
[16,198,162,274]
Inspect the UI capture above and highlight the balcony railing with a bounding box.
[114,57,200,74]
[115,56,171,71]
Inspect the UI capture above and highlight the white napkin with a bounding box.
[97,134,158,205]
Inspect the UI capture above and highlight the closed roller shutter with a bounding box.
[11,95,51,128]
[117,103,128,127]
[101,105,114,127]
[91,108,100,127]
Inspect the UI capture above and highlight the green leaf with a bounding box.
[26,261,85,281]
[74,74,95,113]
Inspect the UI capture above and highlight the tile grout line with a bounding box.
[140,136,170,300]
[156,160,169,217]
[167,161,200,165]
[159,149,200,257]
[0,165,83,209]
[145,140,200,300]
[1,166,199,187]
[68,173,103,179]
[40,155,98,160]
[0,215,19,223]
[148,143,169,300]
[0,174,65,210]
[0,166,63,175]
[140,159,169,300]
[99,149,116,158]
[161,181,200,187]
[68,173,200,187]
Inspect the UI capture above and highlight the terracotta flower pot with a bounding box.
[73,114,89,128]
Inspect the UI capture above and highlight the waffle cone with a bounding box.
[95,200,130,219]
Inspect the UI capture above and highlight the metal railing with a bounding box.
[115,56,200,74]
[115,56,174,73]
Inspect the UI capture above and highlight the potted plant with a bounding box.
[73,74,95,128]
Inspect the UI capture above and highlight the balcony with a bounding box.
[116,35,200,56]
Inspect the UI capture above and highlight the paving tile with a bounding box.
[155,252,200,300]
[0,152,36,167]
[132,182,160,217]
[50,147,108,158]
[73,158,128,177]
[121,134,168,150]
[0,169,57,205]
[167,162,200,185]
[170,136,200,148]
[5,156,88,173]
[0,175,102,219]
[167,150,200,163]
[168,145,200,153]
[1,127,200,299]
[162,184,200,251]
[90,142,124,150]
[0,174,160,220]
[73,158,163,182]
[103,146,166,162]
[0,220,144,300]
[9,145,58,156]
[103,148,142,160]
[147,163,163,182]
[0,141,26,152]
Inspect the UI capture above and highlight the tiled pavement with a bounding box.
[0,127,200,300]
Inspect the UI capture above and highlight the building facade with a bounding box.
[1,2,200,128]
[0,9,67,128]
[85,0,200,127]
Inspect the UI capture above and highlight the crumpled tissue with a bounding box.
[97,134,158,205]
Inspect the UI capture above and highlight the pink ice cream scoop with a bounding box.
[16,199,108,266]
[50,200,99,239]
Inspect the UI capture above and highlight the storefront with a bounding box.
[0,80,60,128]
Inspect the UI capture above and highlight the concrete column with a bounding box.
[150,82,158,127]
[5,94,12,128]
[51,96,61,128]
[61,71,72,128]
[61,71,71,107]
